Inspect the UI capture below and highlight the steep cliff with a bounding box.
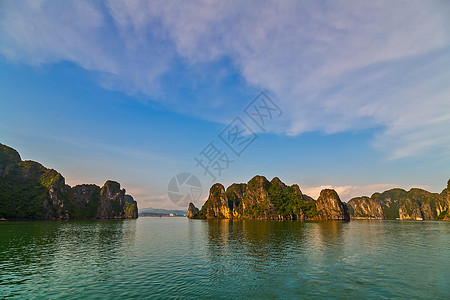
[195,183,232,219]
[188,203,199,218]
[189,175,449,221]
[347,196,385,219]
[438,180,450,221]
[98,180,126,219]
[240,175,273,219]
[347,184,449,220]
[315,189,349,220]
[0,143,21,177]
[225,183,246,218]
[0,142,138,220]
[124,195,139,219]
[68,184,101,219]
[188,175,347,221]
[0,156,70,220]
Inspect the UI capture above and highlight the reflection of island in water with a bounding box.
[203,220,348,292]
[2,218,449,299]
[205,219,347,255]
[199,219,449,298]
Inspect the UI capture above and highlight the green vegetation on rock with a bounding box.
[0,142,138,220]
[189,175,450,222]
[348,185,449,220]
[189,175,346,221]
[267,183,315,218]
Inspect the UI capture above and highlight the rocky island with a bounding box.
[0,142,138,220]
[189,175,349,220]
[188,175,450,221]
[347,184,450,220]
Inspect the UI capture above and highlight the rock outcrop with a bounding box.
[0,142,138,220]
[347,196,385,219]
[98,180,127,219]
[442,180,450,221]
[124,195,139,219]
[225,183,246,218]
[201,183,232,218]
[188,175,349,221]
[189,175,450,222]
[188,203,199,218]
[69,184,101,219]
[0,144,21,177]
[347,185,449,221]
[315,189,349,220]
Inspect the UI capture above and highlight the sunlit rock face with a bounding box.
[202,183,233,219]
[348,185,450,221]
[188,175,450,222]
[188,203,199,219]
[314,189,350,221]
[347,196,385,219]
[189,175,347,221]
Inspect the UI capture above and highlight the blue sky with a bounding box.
[1,0,449,209]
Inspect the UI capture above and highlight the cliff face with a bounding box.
[240,175,273,219]
[347,185,449,220]
[43,168,69,220]
[189,175,450,221]
[69,184,101,219]
[188,175,349,221]
[0,143,138,220]
[0,144,21,177]
[124,195,138,219]
[315,189,349,220]
[347,196,385,219]
[98,180,127,219]
[188,203,199,218]
[198,183,232,219]
[225,183,246,218]
[444,180,450,221]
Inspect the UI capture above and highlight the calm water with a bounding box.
[0,218,449,299]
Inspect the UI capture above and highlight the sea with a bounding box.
[1,218,449,299]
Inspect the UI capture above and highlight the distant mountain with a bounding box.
[139,207,187,216]
[0,142,138,220]
[188,175,450,221]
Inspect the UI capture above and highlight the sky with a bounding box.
[1,0,449,210]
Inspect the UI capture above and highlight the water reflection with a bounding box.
[202,219,352,297]
[1,219,449,299]
[204,220,349,260]
[0,220,136,298]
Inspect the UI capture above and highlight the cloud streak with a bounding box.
[1,0,449,158]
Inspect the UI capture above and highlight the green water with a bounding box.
[0,218,449,299]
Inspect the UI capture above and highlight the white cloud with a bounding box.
[1,0,449,158]
[0,0,173,96]
[0,1,116,72]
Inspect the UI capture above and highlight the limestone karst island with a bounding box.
[0,142,138,220]
[188,175,450,221]
[2,1,449,298]
[2,140,449,223]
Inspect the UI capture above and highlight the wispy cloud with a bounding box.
[1,0,449,158]
[0,0,173,96]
